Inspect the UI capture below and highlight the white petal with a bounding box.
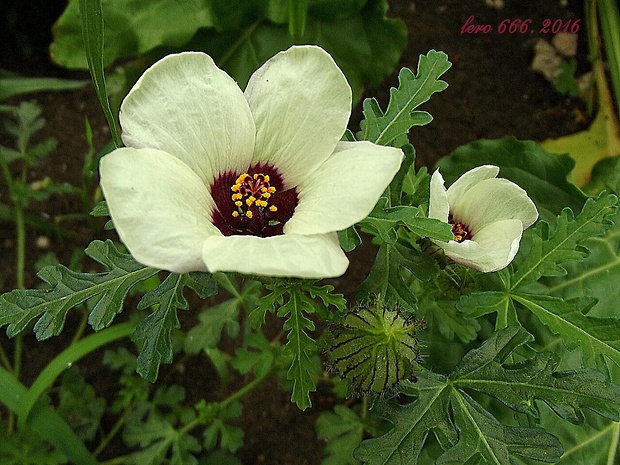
[428,169,450,222]
[120,52,255,184]
[100,147,220,273]
[283,141,403,235]
[440,219,524,272]
[446,165,499,206]
[202,232,349,278]
[245,45,351,188]
[452,178,539,232]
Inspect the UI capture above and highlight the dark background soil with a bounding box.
[0,0,586,464]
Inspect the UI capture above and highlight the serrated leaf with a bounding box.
[511,193,618,289]
[203,401,244,453]
[438,390,562,465]
[541,206,620,318]
[184,299,240,354]
[354,371,456,465]
[418,298,480,343]
[123,414,201,465]
[339,225,362,252]
[0,429,67,465]
[230,332,274,378]
[359,50,451,146]
[0,240,157,339]
[358,240,438,313]
[513,293,620,370]
[316,405,365,465]
[457,291,520,330]
[133,273,188,382]
[452,325,620,425]
[57,367,106,441]
[360,197,454,244]
[435,137,588,224]
[355,327,620,465]
[278,288,321,410]
[520,408,620,465]
[248,284,286,329]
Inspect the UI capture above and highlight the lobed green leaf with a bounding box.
[359,50,451,147]
[0,240,157,339]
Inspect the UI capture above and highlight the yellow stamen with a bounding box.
[246,210,253,219]
[269,205,277,212]
[232,211,239,218]
[235,201,243,207]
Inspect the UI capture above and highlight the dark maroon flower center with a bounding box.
[448,213,472,243]
[210,163,298,237]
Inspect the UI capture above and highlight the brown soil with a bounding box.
[0,0,587,464]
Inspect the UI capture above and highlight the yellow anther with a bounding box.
[253,174,259,179]
[232,211,239,218]
[256,200,268,208]
[231,184,240,192]
[267,186,276,193]
[246,210,253,219]
[261,187,267,193]
[269,205,277,212]
[232,193,242,201]
[246,196,256,206]
[264,175,270,182]
[261,192,271,199]
[235,201,243,207]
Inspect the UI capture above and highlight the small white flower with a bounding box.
[428,165,538,272]
[99,46,403,278]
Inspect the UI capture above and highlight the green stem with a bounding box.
[17,321,137,431]
[70,308,90,346]
[15,206,25,290]
[181,359,278,436]
[94,408,129,457]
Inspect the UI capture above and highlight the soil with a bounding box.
[0,0,587,464]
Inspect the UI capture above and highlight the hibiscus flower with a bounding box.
[99,46,403,278]
[428,165,538,272]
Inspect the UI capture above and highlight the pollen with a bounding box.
[229,171,279,225]
[451,222,470,243]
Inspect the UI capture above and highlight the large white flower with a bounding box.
[99,46,403,278]
[428,165,538,272]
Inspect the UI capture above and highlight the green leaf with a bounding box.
[316,405,365,465]
[203,401,244,453]
[78,0,122,146]
[52,0,214,69]
[0,428,67,465]
[354,370,456,464]
[354,327,620,464]
[339,225,362,252]
[123,413,201,465]
[359,50,451,147]
[541,206,620,318]
[57,367,106,441]
[184,299,240,354]
[451,325,620,424]
[0,240,157,339]
[511,193,618,290]
[358,240,438,312]
[418,298,480,343]
[230,331,275,378]
[436,137,588,224]
[513,293,620,370]
[360,197,454,244]
[0,76,89,101]
[521,409,620,465]
[278,288,321,410]
[133,273,188,382]
[439,390,562,465]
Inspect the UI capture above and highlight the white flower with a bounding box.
[428,165,538,272]
[99,46,403,278]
